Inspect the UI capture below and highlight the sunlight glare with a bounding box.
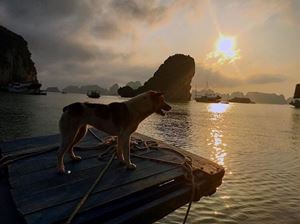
[207,34,240,65]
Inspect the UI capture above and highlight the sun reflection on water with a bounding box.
[208,103,231,114]
[207,103,231,166]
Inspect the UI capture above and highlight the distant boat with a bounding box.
[229,97,255,104]
[290,84,300,108]
[194,81,221,103]
[7,82,45,95]
[195,94,221,103]
[87,90,100,98]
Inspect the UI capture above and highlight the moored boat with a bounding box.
[195,81,221,103]
[195,94,221,103]
[7,82,46,95]
[87,90,100,98]
[290,84,300,108]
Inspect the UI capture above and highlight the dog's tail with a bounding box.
[63,102,83,116]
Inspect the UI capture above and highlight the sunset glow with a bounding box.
[207,34,240,65]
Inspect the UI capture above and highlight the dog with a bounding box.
[57,91,172,174]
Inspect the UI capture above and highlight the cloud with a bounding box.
[195,65,241,87]
[246,73,286,84]
[0,0,292,92]
[195,64,286,88]
[0,0,186,88]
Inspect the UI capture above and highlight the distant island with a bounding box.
[193,90,288,105]
[229,97,254,104]
[61,84,118,95]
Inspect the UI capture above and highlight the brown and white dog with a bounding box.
[57,91,172,174]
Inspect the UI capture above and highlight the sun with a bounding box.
[207,34,240,65]
[216,35,236,58]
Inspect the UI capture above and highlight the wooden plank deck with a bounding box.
[0,129,224,224]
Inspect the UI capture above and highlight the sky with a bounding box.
[0,0,299,96]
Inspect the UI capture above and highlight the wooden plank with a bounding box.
[14,159,182,215]
[23,168,184,224]
[105,185,191,224]
[9,146,177,188]
[8,148,103,178]
[72,180,189,224]
[11,155,176,200]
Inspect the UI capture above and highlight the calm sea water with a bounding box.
[1,92,300,224]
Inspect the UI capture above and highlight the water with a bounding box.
[1,92,300,224]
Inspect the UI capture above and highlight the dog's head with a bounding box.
[148,91,172,116]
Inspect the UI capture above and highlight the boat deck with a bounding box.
[0,129,224,224]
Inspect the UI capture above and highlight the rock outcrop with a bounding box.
[126,81,141,90]
[0,26,38,86]
[246,92,287,104]
[109,83,120,95]
[118,54,195,101]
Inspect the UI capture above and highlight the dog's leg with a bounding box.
[57,116,80,174]
[116,136,125,164]
[119,134,136,170]
[68,125,87,161]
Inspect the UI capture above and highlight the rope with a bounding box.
[65,151,116,224]
[83,129,197,224]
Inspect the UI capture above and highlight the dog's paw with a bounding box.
[126,163,136,170]
[58,169,72,175]
[71,155,82,162]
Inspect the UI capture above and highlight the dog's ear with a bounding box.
[148,91,164,95]
[149,91,165,103]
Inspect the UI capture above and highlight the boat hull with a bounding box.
[290,99,300,108]
[195,98,221,103]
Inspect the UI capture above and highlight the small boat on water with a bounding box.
[195,94,221,103]
[87,90,100,98]
[194,81,221,103]
[7,82,46,95]
[290,83,300,108]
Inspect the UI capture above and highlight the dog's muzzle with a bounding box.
[156,103,172,116]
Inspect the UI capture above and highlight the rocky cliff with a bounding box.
[0,26,37,86]
[246,92,287,104]
[118,54,195,101]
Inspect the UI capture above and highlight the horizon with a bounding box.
[1,0,299,96]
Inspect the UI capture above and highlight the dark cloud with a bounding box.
[110,0,169,24]
[0,0,286,90]
[0,0,182,88]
